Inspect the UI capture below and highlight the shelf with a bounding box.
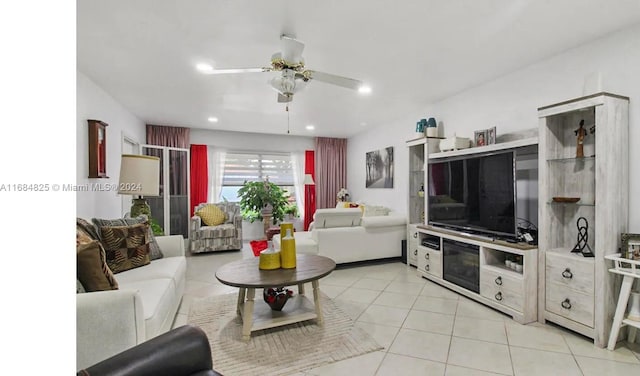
[546,156,595,163]
[483,264,524,278]
[547,201,595,207]
[622,318,640,330]
[429,137,538,160]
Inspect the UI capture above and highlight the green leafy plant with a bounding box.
[237,180,289,224]
[284,203,299,218]
[150,217,164,236]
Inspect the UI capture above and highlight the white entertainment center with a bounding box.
[416,226,538,324]
[406,135,539,324]
[405,92,630,348]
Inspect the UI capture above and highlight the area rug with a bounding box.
[188,292,383,376]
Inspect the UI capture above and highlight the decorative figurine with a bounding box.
[572,216,594,257]
[574,119,587,158]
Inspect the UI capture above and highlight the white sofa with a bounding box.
[76,235,187,370]
[274,207,407,264]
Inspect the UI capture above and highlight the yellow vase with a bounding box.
[280,222,294,242]
[280,228,296,269]
[259,241,281,270]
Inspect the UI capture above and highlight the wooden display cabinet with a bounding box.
[88,119,108,178]
[537,92,629,347]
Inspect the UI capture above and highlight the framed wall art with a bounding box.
[366,146,394,188]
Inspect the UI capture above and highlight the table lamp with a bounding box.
[118,154,160,218]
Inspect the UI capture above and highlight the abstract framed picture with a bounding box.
[366,146,394,188]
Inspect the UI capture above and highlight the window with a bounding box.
[218,152,296,203]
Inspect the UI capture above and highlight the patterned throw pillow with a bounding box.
[99,223,151,274]
[196,204,227,226]
[77,236,119,292]
[92,216,163,260]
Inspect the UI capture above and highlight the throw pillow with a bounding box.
[92,216,163,260]
[196,204,227,226]
[99,223,151,274]
[77,239,119,292]
[77,217,101,241]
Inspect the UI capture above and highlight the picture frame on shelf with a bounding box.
[487,126,497,145]
[474,130,487,147]
[621,233,640,260]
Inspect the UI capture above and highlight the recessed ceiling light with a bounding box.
[306,125,315,131]
[358,85,372,94]
[360,122,367,126]
[196,63,214,73]
[208,117,219,123]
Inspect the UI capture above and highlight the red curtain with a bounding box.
[189,145,208,216]
[304,150,315,231]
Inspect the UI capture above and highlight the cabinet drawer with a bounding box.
[409,246,419,265]
[480,268,523,295]
[545,252,594,294]
[417,247,442,278]
[546,282,594,327]
[481,282,523,312]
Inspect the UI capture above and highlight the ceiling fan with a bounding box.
[199,35,368,103]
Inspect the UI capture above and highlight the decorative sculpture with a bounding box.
[574,119,587,158]
[572,216,594,257]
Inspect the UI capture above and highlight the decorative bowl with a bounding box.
[263,287,294,311]
[552,197,580,203]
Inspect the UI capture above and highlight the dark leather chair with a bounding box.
[77,325,221,376]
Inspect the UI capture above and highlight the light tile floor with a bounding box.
[173,243,640,375]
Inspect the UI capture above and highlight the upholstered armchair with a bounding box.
[190,202,243,253]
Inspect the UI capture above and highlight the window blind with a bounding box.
[222,152,294,186]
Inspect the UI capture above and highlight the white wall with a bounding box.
[76,71,146,219]
[190,128,314,152]
[349,23,640,231]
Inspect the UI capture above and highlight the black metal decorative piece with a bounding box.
[572,216,594,257]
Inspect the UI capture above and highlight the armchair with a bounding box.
[77,324,221,376]
[190,202,243,253]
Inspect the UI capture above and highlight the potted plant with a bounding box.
[237,180,289,224]
[283,203,299,220]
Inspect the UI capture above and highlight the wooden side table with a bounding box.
[605,254,640,350]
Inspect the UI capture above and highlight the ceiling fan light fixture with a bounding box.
[270,69,305,95]
[196,63,214,73]
[358,85,372,94]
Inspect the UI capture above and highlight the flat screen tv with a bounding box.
[427,150,517,239]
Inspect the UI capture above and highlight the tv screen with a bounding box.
[428,150,517,239]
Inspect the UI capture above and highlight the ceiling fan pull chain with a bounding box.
[286,104,290,134]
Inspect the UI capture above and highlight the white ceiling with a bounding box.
[77,0,640,138]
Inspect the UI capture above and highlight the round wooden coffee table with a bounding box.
[215,254,336,340]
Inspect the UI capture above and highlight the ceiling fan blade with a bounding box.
[278,93,293,103]
[201,67,271,75]
[280,35,305,64]
[307,70,363,90]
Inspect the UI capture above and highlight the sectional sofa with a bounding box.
[274,207,407,264]
[76,231,186,370]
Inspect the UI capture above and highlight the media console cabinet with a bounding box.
[416,225,538,324]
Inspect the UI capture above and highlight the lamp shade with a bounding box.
[118,154,160,196]
[303,174,315,185]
